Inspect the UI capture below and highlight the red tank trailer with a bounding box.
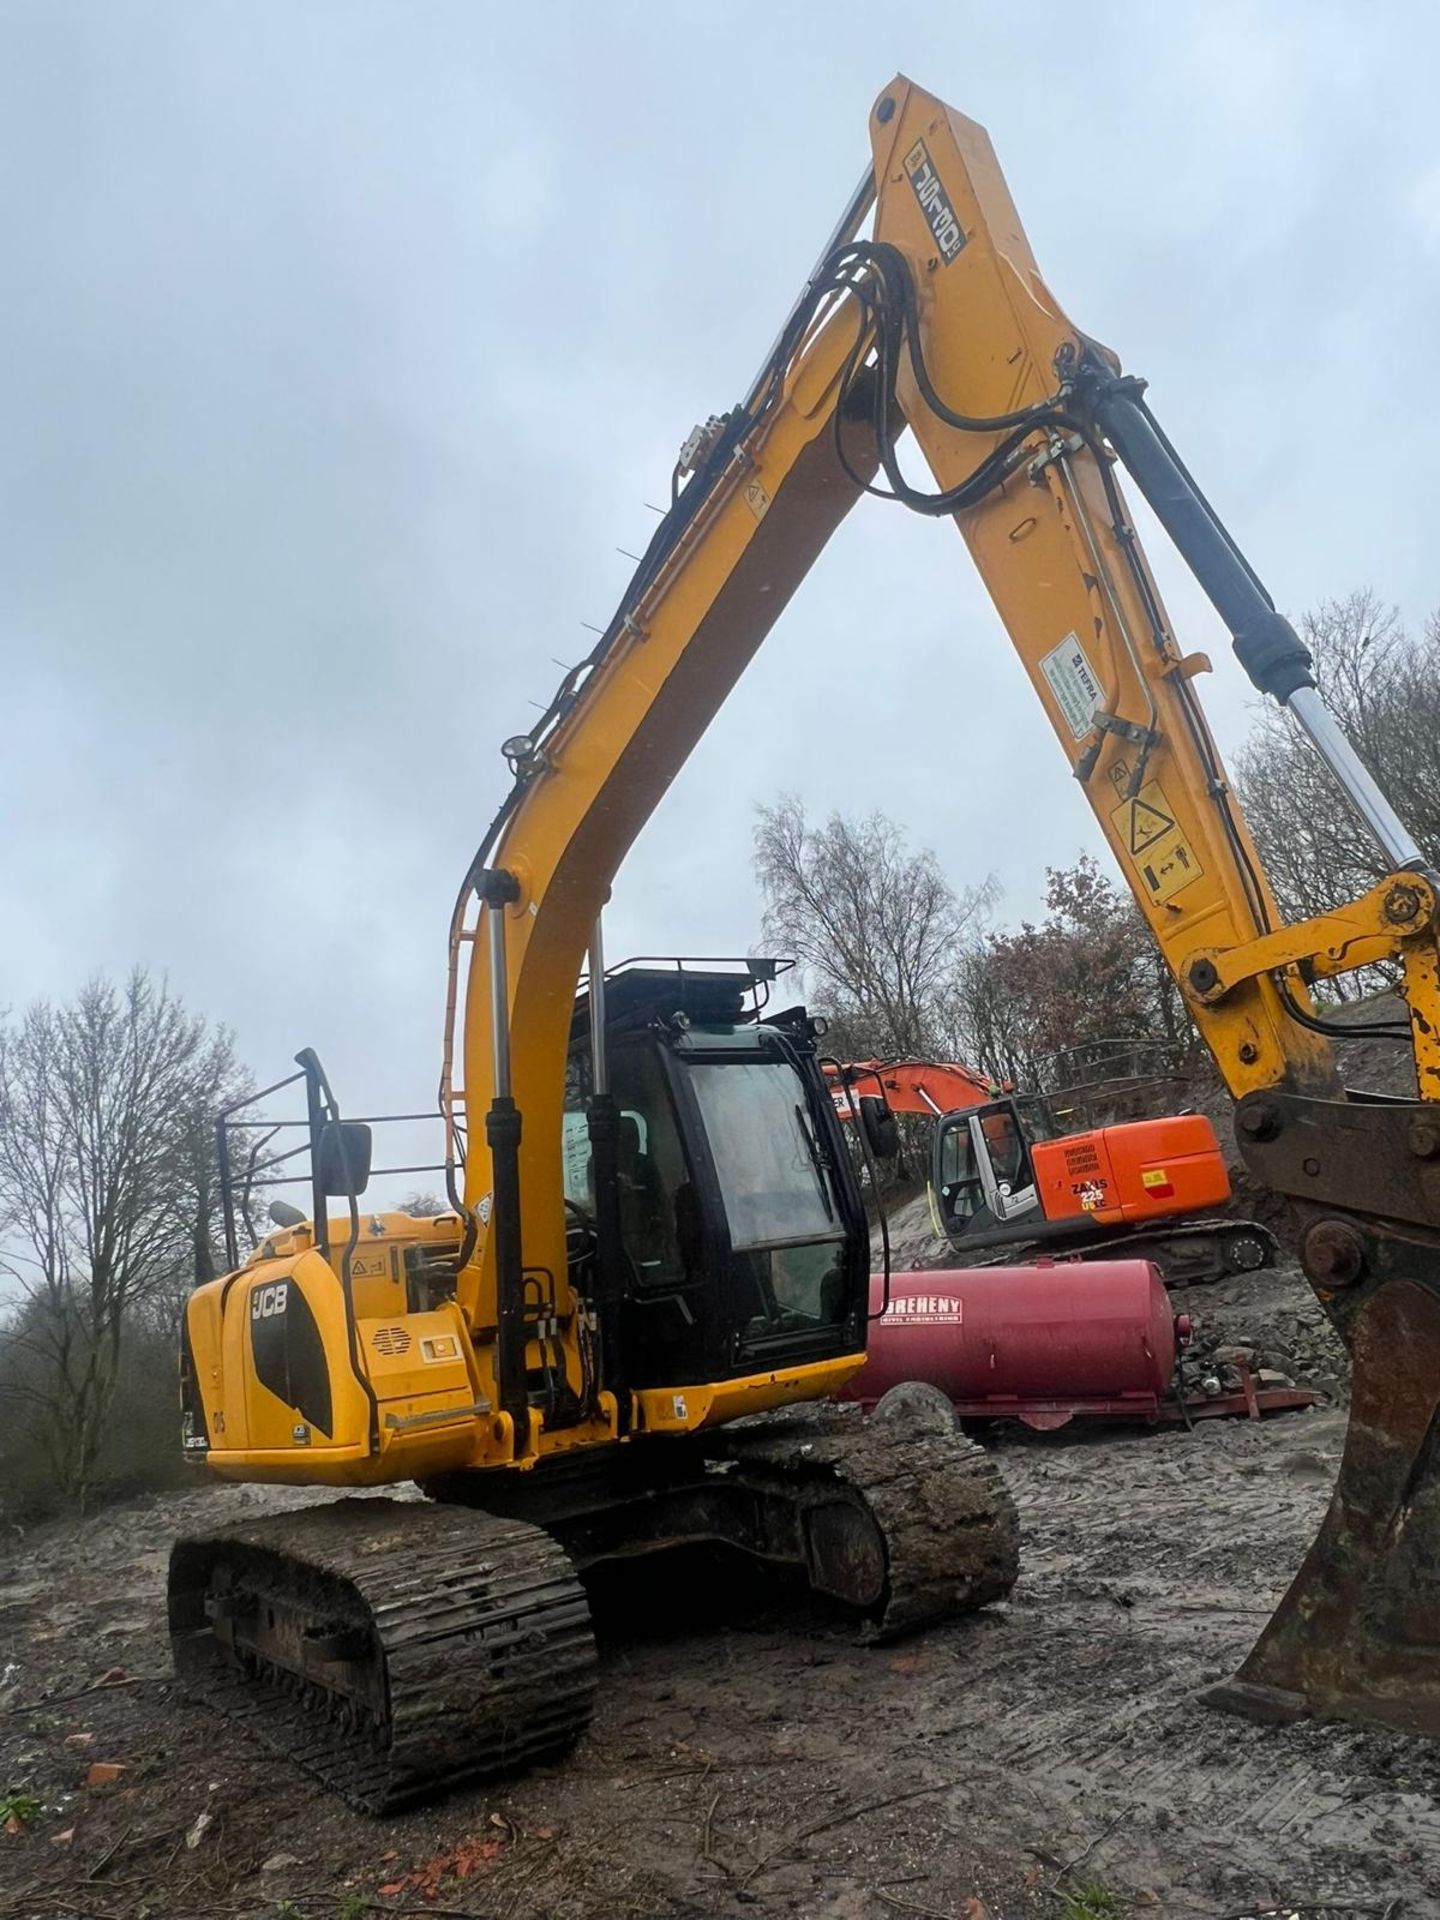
[842,1262,1306,1429]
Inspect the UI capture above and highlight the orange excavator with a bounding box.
[827,1059,1275,1280]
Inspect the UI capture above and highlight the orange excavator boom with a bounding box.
[824,1057,1005,1121]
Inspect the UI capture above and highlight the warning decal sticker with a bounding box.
[1110,779,1204,907]
[1124,793,1176,856]
[1039,633,1104,740]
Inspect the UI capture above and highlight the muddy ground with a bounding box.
[3,1258,1435,1920]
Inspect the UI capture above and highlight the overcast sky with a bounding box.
[3,0,1438,1152]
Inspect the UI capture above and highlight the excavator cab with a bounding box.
[931,1096,1059,1243]
[562,961,868,1382]
[927,1092,1257,1280]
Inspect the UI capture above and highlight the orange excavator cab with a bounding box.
[829,1059,1267,1282]
[933,1098,1271,1280]
[930,1095,1245,1263]
[824,1061,1270,1281]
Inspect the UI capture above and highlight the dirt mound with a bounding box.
[879,1184,950,1272]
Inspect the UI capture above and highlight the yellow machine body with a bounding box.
[186,1209,862,1482]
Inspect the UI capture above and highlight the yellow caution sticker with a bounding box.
[743,477,770,522]
[1110,779,1204,907]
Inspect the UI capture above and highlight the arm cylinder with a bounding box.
[1092,383,1424,874]
[1089,383,1315,701]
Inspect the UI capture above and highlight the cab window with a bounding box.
[563,1042,690,1289]
[981,1108,1026,1187]
[937,1119,983,1225]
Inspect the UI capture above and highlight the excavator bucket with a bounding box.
[1204,1269,1440,1736]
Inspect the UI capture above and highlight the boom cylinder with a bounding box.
[478,869,529,1431]
[584,917,630,1428]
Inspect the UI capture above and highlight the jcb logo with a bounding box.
[902,138,966,264]
[251,1281,290,1321]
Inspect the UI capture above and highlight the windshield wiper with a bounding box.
[794,1104,835,1222]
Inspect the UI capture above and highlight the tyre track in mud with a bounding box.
[956,1410,1440,1913]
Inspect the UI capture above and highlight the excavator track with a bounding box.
[955,1217,1278,1284]
[170,1399,1014,1813]
[168,1499,596,1813]
[428,1392,1020,1643]
[709,1386,1020,1638]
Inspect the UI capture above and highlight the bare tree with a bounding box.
[754,795,996,1058]
[943,856,1190,1089]
[0,970,248,1505]
[1234,591,1440,958]
[397,1190,446,1218]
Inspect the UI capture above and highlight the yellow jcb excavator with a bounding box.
[173,77,1440,1808]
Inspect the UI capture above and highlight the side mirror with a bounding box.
[858,1095,900,1161]
[316,1121,373,1197]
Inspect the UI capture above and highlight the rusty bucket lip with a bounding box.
[1199,1675,1440,1742]
[1204,1276,1440,1744]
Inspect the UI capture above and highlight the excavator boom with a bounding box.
[825,1058,1003,1121]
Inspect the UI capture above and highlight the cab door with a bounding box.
[931,1099,1042,1242]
